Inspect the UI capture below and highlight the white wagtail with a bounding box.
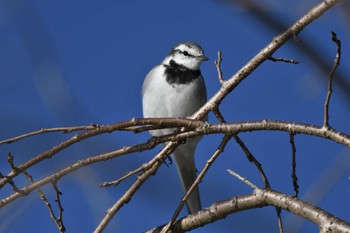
[142,42,208,214]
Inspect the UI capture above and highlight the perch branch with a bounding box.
[2,119,350,209]
[0,118,203,189]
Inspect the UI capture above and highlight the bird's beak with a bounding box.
[197,56,209,61]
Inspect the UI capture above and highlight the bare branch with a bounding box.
[7,152,21,173]
[0,118,203,189]
[226,0,350,106]
[276,207,284,233]
[233,134,271,188]
[233,132,284,232]
[0,125,99,145]
[268,57,299,64]
[2,119,350,210]
[214,50,225,85]
[99,167,143,188]
[146,189,350,233]
[289,133,299,197]
[227,169,258,189]
[24,172,65,233]
[162,135,232,232]
[212,107,226,123]
[4,153,25,194]
[323,31,341,128]
[94,142,180,233]
[52,181,65,233]
[191,0,343,121]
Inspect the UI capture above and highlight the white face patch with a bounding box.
[169,42,206,70]
[174,43,204,58]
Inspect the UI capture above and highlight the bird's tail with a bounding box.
[172,145,201,214]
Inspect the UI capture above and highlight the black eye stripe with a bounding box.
[174,49,195,58]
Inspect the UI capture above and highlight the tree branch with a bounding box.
[0,118,202,189]
[214,50,225,85]
[1,119,350,209]
[94,142,180,233]
[0,125,99,145]
[145,189,350,233]
[323,31,341,128]
[191,0,343,121]
[161,135,232,232]
[289,133,299,197]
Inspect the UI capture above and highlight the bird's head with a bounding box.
[163,42,208,70]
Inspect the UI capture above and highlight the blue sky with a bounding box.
[0,0,350,232]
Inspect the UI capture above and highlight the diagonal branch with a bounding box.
[191,0,343,121]
[226,0,350,105]
[233,135,271,188]
[161,135,232,232]
[93,142,180,233]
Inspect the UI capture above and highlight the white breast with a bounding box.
[142,65,206,136]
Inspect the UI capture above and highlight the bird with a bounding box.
[142,42,208,214]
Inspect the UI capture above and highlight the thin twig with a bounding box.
[0,125,99,145]
[323,31,341,128]
[5,153,24,194]
[214,50,225,85]
[99,167,143,188]
[215,99,273,192]
[7,152,21,173]
[233,135,271,188]
[289,133,299,197]
[268,57,299,64]
[52,181,65,233]
[162,135,232,232]
[233,134,284,232]
[94,142,180,233]
[24,172,65,233]
[276,207,284,233]
[215,103,282,231]
[226,169,258,189]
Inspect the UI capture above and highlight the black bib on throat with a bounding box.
[164,60,200,85]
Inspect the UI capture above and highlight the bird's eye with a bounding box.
[182,51,189,56]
